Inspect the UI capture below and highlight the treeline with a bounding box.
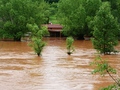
[57,0,120,38]
[0,0,120,41]
[0,0,50,41]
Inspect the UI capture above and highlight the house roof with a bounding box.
[46,24,63,29]
[43,24,63,32]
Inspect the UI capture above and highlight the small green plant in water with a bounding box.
[29,37,45,56]
[90,56,120,90]
[27,23,49,56]
[66,36,75,55]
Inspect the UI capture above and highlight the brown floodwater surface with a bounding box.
[0,37,119,90]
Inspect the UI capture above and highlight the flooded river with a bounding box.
[0,37,119,90]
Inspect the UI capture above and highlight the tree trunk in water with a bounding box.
[14,37,21,41]
[37,53,40,56]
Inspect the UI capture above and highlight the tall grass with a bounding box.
[49,15,59,24]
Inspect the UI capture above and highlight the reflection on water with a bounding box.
[0,38,119,90]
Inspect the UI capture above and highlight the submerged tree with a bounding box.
[92,2,119,55]
[30,37,46,56]
[66,36,74,55]
[27,23,49,56]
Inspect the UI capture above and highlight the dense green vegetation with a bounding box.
[57,0,120,38]
[0,0,120,40]
[92,2,119,54]
[49,15,59,24]
[0,0,49,41]
[57,0,102,37]
[48,2,59,24]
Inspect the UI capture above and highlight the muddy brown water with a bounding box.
[0,37,119,90]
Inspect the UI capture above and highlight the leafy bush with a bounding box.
[27,23,49,56]
[66,36,74,55]
[90,56,120,90]
[29,37,46,56]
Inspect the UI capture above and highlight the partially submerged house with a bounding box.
[44,24,63,37]
[21,24,63,41]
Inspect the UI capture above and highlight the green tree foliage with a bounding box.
[57,0,101,38]
[46,2,58,24]
[84,0,102,36]
[30,37,46,56]
[66,36,74,55]
[27,23,49,56]
[91,56,116,76]
[92,2,119,54]
[49,3,58,15]
[91,56,120,90]
[102,0,120,23]
[57,0,86,37]
[27,23,49,39]
[101,85,120,90]
[0,0,49,41]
